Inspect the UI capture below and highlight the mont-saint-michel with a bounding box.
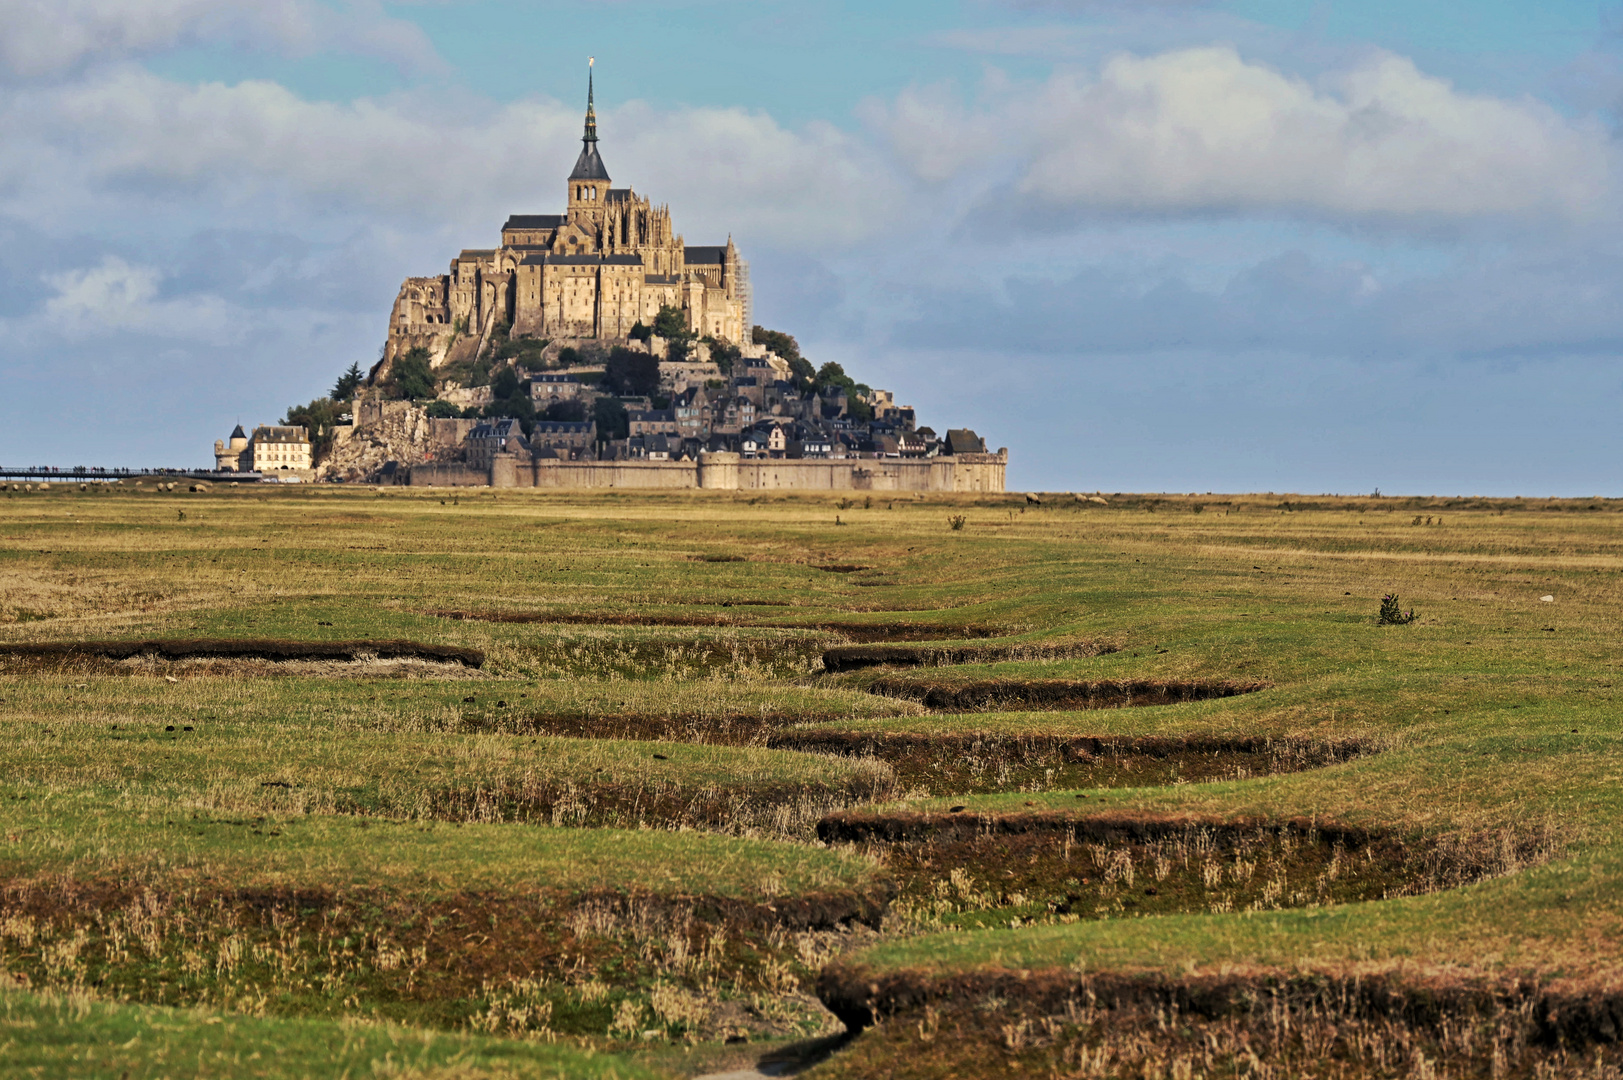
[230,70,1005,493]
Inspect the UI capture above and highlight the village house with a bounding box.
[530,374,584,407]
[628,408,677,436]
[213,423,312,473]
[466,418,527,468]
[528,420,596,458]
[673,386,710,440]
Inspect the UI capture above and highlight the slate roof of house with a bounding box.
[503,215,566,230]
[470,418,524,440]
[230,424,246,439]
[520,253,645,267]
[252,425,308,444]
[684,246,726,265]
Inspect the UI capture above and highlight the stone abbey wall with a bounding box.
[408,451,1006,493]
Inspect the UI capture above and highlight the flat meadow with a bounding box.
[1,481,1620,1078]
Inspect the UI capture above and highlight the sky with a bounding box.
[2,0,1621,494]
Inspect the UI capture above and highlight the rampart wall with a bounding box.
[408,451,1006,493]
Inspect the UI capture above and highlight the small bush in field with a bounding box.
[1377,594,1416,625]
[948,515,967,531]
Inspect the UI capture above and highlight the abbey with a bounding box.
[381,68,747,372]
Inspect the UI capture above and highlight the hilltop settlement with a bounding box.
[218,70,1005,493]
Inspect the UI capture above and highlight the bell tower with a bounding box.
[567,58,611,226]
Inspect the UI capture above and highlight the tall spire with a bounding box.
[568,57,610,182]
[583,56,597,143]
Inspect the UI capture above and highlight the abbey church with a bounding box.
[379,68,748,373]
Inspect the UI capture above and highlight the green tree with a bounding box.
[652,305,688,339]
[542,400,587,422]
[704,336,740,375]
[605,346,661,398]
[593,396,629,441]
[389,347,435,401]
[786,356,815,389]
[479,361,535,433]
[751,326,800,363]
[753,326,815,389]
[814,361,848,389]
[628,321,652,343]
[491,365,521,401]
[424,400,461,419]
[810,361,873,421]
[331,362,363,402]
[481,394,534,435]
[282,398,343,462]
[652,305,695,363]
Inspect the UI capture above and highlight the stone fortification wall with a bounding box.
[730,454,1005,493]
[408,462,489,487]
[408,451,1005,492]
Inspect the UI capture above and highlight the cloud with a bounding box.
[40,255,245,343]
[873,46,1618,228]
[0,0,445,80]
[2,66,904,249]
[877,239,1623,363]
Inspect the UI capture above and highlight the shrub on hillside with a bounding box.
[542,400,587,422]
[389,347,435,400]
[604,346,660,398]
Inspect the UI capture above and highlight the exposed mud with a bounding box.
[498,716,1369,796]
[775,732,1370,795]
[426,609,1006,643]
[816,811,1560,934]
[0,638,485,670]
[813,966,1623,1079]
[865,677,1268,712]
[823,640,1117,672]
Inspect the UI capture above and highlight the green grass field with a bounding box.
[2,482,1620,1077]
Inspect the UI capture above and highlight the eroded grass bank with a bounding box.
[4,485,1623,1077]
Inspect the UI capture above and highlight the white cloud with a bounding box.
[0,0,444,79]
[874,46,1618,226]
[42,255,243,342]
[5,66,903,249]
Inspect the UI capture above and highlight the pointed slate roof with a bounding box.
[568,64,611,182]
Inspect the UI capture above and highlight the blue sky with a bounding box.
[2,0,1621,494]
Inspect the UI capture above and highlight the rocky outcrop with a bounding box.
[321,399,468,482]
